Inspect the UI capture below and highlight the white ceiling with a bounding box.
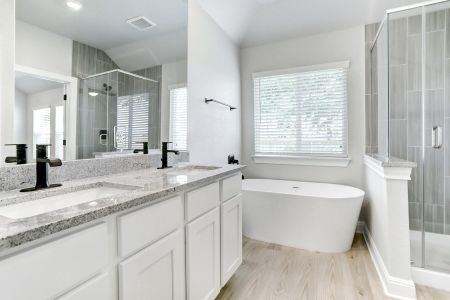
[15,71,63,95]
[16,0,188,50]
[106,28,187,71]
[199,0,427,47]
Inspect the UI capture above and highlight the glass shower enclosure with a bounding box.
[77,70,160,159]
[368,0,450,273]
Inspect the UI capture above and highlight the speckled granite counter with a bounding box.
[0,164,244,252]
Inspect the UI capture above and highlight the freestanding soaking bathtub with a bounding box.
[242,179,365,253]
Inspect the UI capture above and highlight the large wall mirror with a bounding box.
[3,0,187,165]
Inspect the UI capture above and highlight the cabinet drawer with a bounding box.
[58,272,112,300]
[185,182,220,222]
[0,223,108,300]
[118,196,183,257]
[221,173,242,202]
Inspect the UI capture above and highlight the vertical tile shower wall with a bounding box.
[365,23,379,155]
[365,9,450,235]
[72,41,162,158]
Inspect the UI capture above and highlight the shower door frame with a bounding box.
[370,0,450,274]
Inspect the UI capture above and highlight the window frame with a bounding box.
[252,61,351,167]
[169,83,188,151]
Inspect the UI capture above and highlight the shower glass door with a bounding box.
[78,72,118,159]
[422,1,450,272]
[388,1,450,272]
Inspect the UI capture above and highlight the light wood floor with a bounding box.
[216,234,450,300]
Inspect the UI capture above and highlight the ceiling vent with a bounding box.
[126,16,156,31]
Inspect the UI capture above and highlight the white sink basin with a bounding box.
[166,165,220,176]
[0,184,137,219]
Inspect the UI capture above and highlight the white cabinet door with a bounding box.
[119,229,185,300]
[186,207,220,300]
[221,194,242,286]
[57,272,112,300]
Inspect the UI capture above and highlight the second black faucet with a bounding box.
[158,142,179,169]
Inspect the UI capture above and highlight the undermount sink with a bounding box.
[0,183,138,219]
[166,165,220,176]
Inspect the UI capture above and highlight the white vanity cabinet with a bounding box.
[0,222,109,300]
[220,194,243,286]
[186,207,221,300]
[220,173,243,286]
[119,229,185,300]
[57,272,112,300]
[0,171,243,300]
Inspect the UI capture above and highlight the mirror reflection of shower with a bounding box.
[77,69,160,159]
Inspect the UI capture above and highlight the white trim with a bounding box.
[363,155,413,180]
[15,64,78,161]
[362,224,417,300]
[411,267,450,292]
[252,155,351,167]
[386,0,448,13]
[252,61,350,79]
[168,83,187,90]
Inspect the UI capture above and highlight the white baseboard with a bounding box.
[411,267,450,292]
[362,224,417,300]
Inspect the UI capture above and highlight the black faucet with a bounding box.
[228,154,239,165]
[20,144,63,192]
[4,144,28,164]
[158,142,179,169]
[133,141,149,154]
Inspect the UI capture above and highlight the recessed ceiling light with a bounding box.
[88,92,98,97]
[66,0,82,11]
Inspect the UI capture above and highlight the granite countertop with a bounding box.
[0,164,244,252]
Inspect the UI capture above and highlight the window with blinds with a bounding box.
[33,107,51,159]
[117,93,149,150]
[253,61,349,157]
[169,86,188,150]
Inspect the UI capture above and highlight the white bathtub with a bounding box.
[243,179,364,253]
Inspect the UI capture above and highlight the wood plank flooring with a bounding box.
[216,234,450,300]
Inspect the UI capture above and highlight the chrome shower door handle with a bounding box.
[432,125,443,149]
[113,126,118,149]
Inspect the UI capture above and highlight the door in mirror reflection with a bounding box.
[32,105,65,161]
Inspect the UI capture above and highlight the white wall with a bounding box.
[187,0,241,164]
[240,26,365,188]
[161,60,187,142]
[14,88,27,144]
[0,0,16,162]
[15,21,72,76]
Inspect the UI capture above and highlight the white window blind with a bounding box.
[33,107,51,159]
[117,93,149,150]
[253,62,349,157]
[169,86,187,150]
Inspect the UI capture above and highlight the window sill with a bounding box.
[252,155,351,167]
